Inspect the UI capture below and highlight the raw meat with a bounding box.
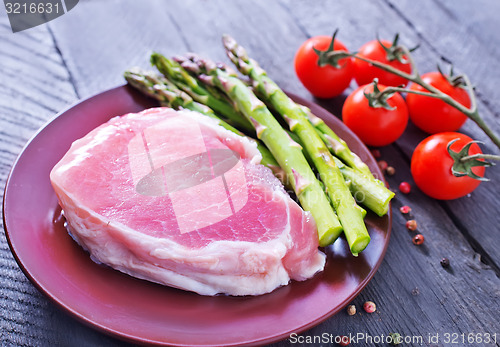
[50,107,325,296]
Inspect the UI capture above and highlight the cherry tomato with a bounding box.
[411,132,484,200]
[342,83,409,147]
[294,35,354,98]
[406,72,471,134]
[353,39,412,87]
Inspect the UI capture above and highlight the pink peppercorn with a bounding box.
[378,160,388,171]
[338,336,351,346]
[400,205,411,214]
[406,220,418,231]
[412,234,425,245]
[399,181,411,194]
[371,149,381,158]
[363,301,376,313]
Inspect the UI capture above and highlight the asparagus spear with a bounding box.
[306,108,374,178]
[150,53,254,132]
[125,67,216,116]
[308,111,395,214]
[177,54,343,245]
[332,157,394,217]
[293,126,383,218]
[287,130,368,218]
[223,35,370,254]
[124,68,280,170]
[307,110,395,210]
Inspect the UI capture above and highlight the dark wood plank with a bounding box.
[281,0,500,270]
[383,0,500,274]
[266,0,500,343]
[285,149,500,345]
[0,13,67,347]
[1,1,311,344]
[0,12,133,347]
[45,0,188,98]
[47,0,308,98]
[385,0,500,118]
[1,0,499,346]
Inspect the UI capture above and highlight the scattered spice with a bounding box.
[399,205,411,214]
[389,332,402,345]
[411,287,420,296]
[378,160,388,171]
[363,301,376,313]
[412,234,425,245]
[386,166,396,175]
[346,304,356,316]
[371,149,381,158]
[440,257,450,268]
[406,219,418,231]
[399,181,411,194]
[338,336,350,346]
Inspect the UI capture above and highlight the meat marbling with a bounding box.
[50,107,326,296]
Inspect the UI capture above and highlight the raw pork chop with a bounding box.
[50,107,325,296]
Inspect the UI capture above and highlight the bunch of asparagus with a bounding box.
[124,36,394,256]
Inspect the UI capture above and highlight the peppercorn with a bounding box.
[346,304,356,316]
[399,181,411,194]
[338,336,350,346]
[412,234,425,245]
[371,149,381,158]
[386,166,396,176]
[363,301,376,313]
[378,160,388,171]
[440,257,450,268]
[399,205,411,214]
[389,332,402,345]
[406,219,418,231]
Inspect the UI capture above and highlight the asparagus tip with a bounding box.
[221,34,235,48]
[150,52,162,65]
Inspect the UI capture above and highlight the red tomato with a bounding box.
[406,72,471,134]
[342,83,409,147]
[353,39,412,87]
[294,35,354,98]
[411,132,484,200]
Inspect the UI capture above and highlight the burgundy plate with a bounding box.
[3,85,391,346]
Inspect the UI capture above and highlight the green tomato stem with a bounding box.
[378,85,442,99]
[461,153,500,162]
[326,47,500,150]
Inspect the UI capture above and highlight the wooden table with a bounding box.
[1,1,499,346]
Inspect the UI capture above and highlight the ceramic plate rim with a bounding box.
[3,85,392,346]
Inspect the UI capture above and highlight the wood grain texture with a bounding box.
[282,0,500,271]
[0,9,133,347]
[384,0,500,275]
[1,0,499,346]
